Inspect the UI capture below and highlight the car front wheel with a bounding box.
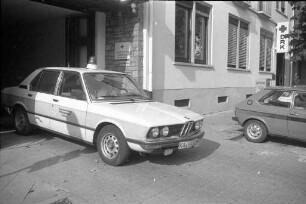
[13,107,33,135]
[244,120,268,143]
[97,125,130,166]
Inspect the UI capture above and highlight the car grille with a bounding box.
[168,124,184,136]
[180,121,195,137]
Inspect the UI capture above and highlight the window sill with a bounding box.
[174,62,214,69]
[227,68,251,72]
[259,71,273,74]
[275,9,288,18]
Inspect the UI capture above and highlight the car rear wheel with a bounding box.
[97,125,130,166]
[244,120,267,143]
[13,107,33,135]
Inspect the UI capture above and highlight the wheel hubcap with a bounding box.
[15,111,25,130]
[101,133,119,159]
[247,123,262,139]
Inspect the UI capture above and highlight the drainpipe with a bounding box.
[289,6,295,86]
[148,0,153,93]
[143,0,153,94]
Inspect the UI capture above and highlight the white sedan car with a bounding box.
[1,67,204,166]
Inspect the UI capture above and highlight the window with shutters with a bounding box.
[175,1,211,65]
[259,29,273,72]
[227,16,249,69]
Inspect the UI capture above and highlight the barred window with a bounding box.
[259,30,273,72]
[227,16,249,69]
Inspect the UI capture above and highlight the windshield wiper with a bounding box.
[123,94,151,100]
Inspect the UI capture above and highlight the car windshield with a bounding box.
[83,73,150,101]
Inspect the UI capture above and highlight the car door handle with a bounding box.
[28,94,32,97]
[290,112,299,116]
[59,108,71,116]
[53,99,59,102]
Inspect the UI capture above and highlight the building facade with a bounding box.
[2,1,301,115]
[146,1,294,114]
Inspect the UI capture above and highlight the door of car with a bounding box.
[27,70,61,129]
[288,91,306,140]
[50,71,88,140]
[259,90,292,136]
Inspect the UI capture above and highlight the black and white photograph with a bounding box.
[1,1,306,203]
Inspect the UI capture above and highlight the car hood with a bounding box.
[89,101,203,127]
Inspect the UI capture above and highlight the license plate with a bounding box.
[178,139,200,150]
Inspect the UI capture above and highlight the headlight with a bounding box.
[195,120,203,130]
[160,126,169,137]
[149,127,159,138]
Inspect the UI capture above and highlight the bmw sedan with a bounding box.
[1,67,205,166]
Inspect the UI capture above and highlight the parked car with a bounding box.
[235,86,306,143]
[1,67,204,166]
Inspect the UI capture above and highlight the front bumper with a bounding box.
[126,130,205,151]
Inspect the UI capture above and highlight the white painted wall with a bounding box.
[147,1,285,114]
[151,1,277,91]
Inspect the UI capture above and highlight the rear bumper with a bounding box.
[126,130,205,151]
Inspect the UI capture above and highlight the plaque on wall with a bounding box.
[115,42,131,60]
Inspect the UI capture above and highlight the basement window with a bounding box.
[246,94,253,98]
[175,99,190,107]
[218,96,228,103]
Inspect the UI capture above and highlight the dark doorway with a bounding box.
[66,14,95,68]
[276,53,285,86]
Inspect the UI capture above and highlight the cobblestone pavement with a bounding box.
[1,110,306,204]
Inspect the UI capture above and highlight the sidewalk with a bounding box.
[1,109,306,204]
[203,109,244,141]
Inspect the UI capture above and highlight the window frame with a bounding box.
[58,70,87,101]
[276,1,286,14]
[259,29,273,72]
[227,15,250,70]
[175,1,211,65]
[259,90,293,108]
[31,70,61,94]
[29,71,43,92]
[293,91,306,110]
[175,2,192,63]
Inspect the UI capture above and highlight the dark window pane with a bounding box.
[260,91,292,108]
[37,70,60,94]
[175,4,190,62]
[195,14,207,64]
[294,92,306,109]
[281,1,285,13]
[196,3,210,15]
[30,71,42,92]
[259,34,265,71]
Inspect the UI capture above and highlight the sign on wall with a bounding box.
[115,42,131,60]
[276,22,289,53]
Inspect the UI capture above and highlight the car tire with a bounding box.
[244,120,268,143]
[13,107,33,135]
[97,125,130,166]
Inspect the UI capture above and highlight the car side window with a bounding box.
[260,90,293,108]
[59,71,86,100]
[293,92,306,110]
[30,71,43,92]
[37,70,61,94]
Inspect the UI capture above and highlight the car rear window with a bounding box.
[260,90,293,108]
[37,70,61,94]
